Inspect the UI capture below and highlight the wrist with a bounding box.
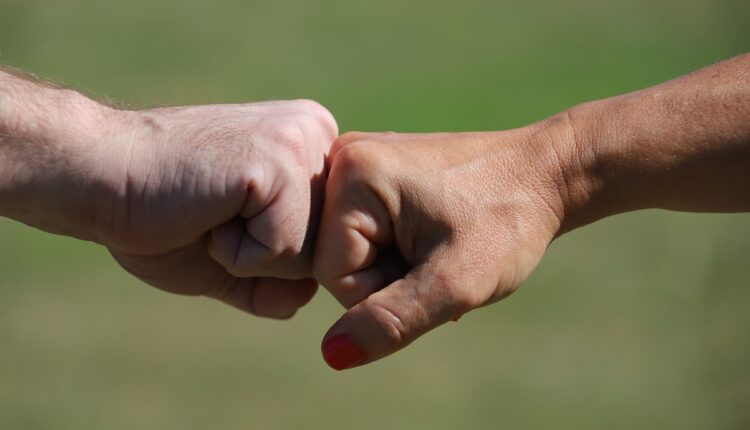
[517,105,603,236]
[535,95,677,235]
[0,72,127,242]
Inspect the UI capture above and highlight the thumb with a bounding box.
[208,164,314,279]
[320,256,482,371]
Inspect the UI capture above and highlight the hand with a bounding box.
[96,100,338,318]
[1,71,337,318]
[313,122,577,369]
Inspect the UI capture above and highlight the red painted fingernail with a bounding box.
[322,334,368,371]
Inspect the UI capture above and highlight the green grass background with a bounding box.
[1,0,749,428]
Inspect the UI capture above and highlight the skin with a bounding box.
[1,54,748,371]
[0,68,338,319]
[314,53,750,369]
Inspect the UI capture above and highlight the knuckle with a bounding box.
[265,121,309,166]
[331,140,381,175]
[293,113,327,140]
[382,131,399,139]
[292,98,327,115]
[229,242,309,279]
[335,131,363,145]
[223,263,254,278]
[271,234,305,258]
[331,132,370,155]
[269,121,306,148]
[360,299,410,350]
[253,220,304,258]
[239,167,266,199]
[211,245,251,277]
[292,99,338,134]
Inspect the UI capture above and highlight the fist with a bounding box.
[314,128,569,368]
[96,100,337,318]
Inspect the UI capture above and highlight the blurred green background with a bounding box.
[1,0,749,428]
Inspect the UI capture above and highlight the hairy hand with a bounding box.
[97,100,337,318]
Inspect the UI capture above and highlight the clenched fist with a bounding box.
[105,101,338,318]
[312,54,750,370]
[313,126,571,369]
[0,71,337,319]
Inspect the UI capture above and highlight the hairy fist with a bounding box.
[97,100,337,318]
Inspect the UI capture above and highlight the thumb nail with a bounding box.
[322,334,368,371]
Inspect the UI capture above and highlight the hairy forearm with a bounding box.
[557,53,750,231]
[0,68,122,241]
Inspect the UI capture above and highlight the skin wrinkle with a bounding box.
[244,280,259,316]
[422,268,472,321]
[1,66,337,319]
[522,126,566,228]
[212,276,238,305]
[316,55,750,367]
[3,55,750,368]
[557,110,581,217]
[221,277,258,317]
[234,225,263,271]
[304,166,325,243]
[287,165,313,253]
[254,167,286,252]
[365,296,409,347]
[344,213,376,272]
[115,112,146,248]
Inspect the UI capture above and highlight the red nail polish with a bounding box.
[322,334,368,370]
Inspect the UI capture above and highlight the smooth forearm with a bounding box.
[557,53,750,232]
[0,68,123,241]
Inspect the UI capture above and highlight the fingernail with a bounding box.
[322,334,368,371]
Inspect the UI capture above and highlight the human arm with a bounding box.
[313,53,750,370]
[0,67,338,318]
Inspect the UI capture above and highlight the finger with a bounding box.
[251,277,318,318]
[238,99,337,152]
[312,162,394,307]
[111,239,314,319]
[333,131,377,147]
[328,131,381,163]
[324,247,409,308]
[208,169,311,278]
[291,99,339,142]
[208,217,275,274]
[320,254,488,370]
[209,277,318,319]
